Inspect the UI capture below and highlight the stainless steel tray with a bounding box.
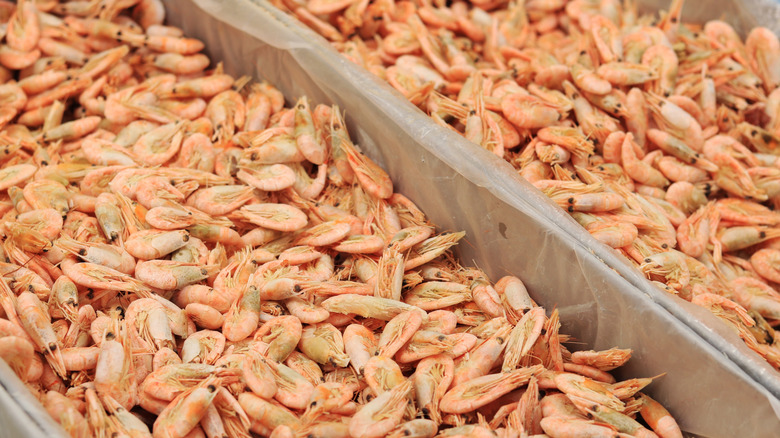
[4,0,780,436]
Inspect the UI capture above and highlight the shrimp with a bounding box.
[745,27,780,93]
[232,203,308,232]
[6,0,40,53]
[126,230,191,260]
[135,260,211,290]
[0,163,37,190]
[571,347,633,371]
[15,208,64,240]
[48,276,79,323]
[43,391,90,438]
[0,1,702,432]
[295,218,353,247]
[343,143,392,198]
[253,315,302,362]
[152,376,221,438]
[621,132,669,188]
[639,393,684,438]
[260,357,315,411]
[322,294,421,320]
[298,322,351,367]
[94,313,139,410]
[501,94,561,129]
[62,258,151,296]
[502,306,546,372]
[237,164,296,192]
[0,335,36,380]
[553,372,625,412]
[293,95,327,165]
[181,330,226,365]
[349,380,413,438]
[730,276,780,320]
[377,310,423,358]
[238,392,301,435]
[221,284,261,342]
[452,323,511,386]
[403,281,471,310]
[540,416,622,438]
[440,366,544,414]
[362,355,405,396]
[184,304,224,331]
[14,291,67,378]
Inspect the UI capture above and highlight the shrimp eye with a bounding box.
[661,244,668,249]
[201,268,208,275]
[207,384,216,392]
[644,258,651,263]
[79,248,87,256]
[310,401,317,407]
[49,342,57,351]
[294,285,302,292]
[105,332,115,340]
[760,231,767,238]
[496,337,505,344]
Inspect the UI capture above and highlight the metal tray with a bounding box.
[3,0,780,436]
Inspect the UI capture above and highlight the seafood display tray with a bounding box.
[3,0,780,436]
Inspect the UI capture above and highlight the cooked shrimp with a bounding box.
[440,366,544,414]
[349,380,413,438]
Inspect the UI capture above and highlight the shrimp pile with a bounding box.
[272,0,780,370]
[0,1,686,437]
